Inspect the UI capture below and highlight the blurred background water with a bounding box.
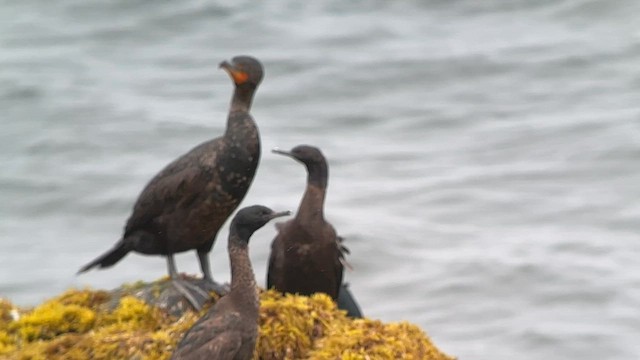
[1,0,640,358]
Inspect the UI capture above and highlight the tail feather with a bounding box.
[77,240,131,274]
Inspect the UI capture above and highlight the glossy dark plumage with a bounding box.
[170,205,290,360]
[78,56,264,306]
[267,145,356,303]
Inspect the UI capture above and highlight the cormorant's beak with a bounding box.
[219,60,249,85]
[272,148,294,158]
[269,210,291,220]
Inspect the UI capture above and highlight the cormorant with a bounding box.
[267,145,362,317]
[170,205,290,360]
[78,56,264,310]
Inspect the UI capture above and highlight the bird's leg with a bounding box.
[167,255,209,310]
[197,250,230,295]
[198,250,214,282]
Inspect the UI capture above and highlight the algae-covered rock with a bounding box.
[256,290,350,359]
[0,299,18,355]
[0,279,454,360]
[308,319,449,360]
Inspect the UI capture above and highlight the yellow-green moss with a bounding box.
[54,288,111,309]
[0,330,15,355]
[308,319,455,360]
[12,301,96,342]
[255,290,349,359]
[0,299,18,355]
[0,283,454,360]
[1,293,195,360]
[0,299,17,326]
[99,296,166,330]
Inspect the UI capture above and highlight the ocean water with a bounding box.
[1,0,639,359]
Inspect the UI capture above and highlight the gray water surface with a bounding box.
[1,1,640,359]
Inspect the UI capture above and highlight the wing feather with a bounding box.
[124,140,221,234]
[171,311,242,360]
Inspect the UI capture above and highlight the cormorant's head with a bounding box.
[231,205,290,240]
[219,56,264,88]
[272,145,326,168]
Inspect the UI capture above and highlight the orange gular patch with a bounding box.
[230,70,249,84]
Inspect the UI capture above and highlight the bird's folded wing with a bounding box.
[171,311,241,359]
[124,148,216,233]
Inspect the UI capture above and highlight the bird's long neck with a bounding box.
[296,163,328,224]
[225,86,259,142]
[228,232,259,312]
[229,85,256,114]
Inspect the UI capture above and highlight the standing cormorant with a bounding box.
[170,205,290,360]
[267,145,362,317]
[78,56,264,310]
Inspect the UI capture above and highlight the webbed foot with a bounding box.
[195,278,230,296]
[170,278,211,311]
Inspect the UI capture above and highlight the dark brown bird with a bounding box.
[171,205,290,360]
[267,145,349,300]
[78,56,264,309]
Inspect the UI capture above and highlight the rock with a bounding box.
[0,278,454,360]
